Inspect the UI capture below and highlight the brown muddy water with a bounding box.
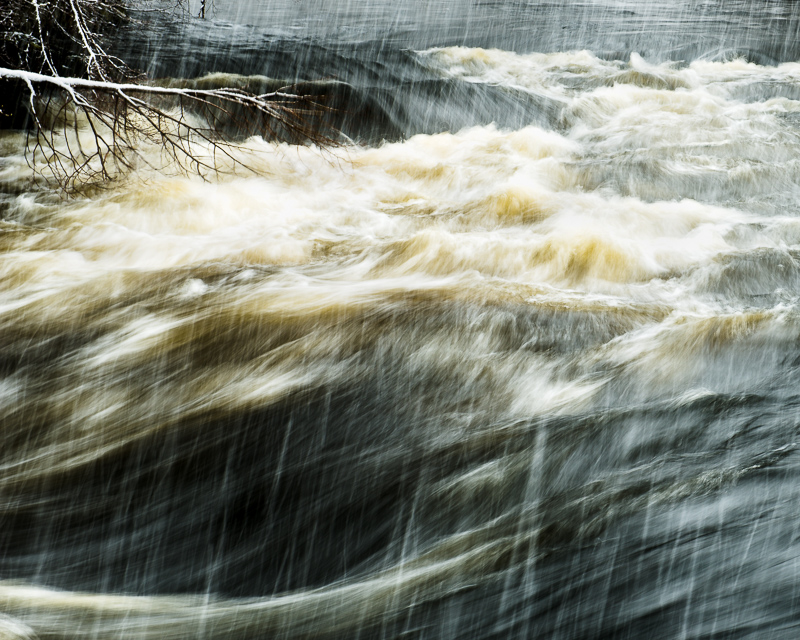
[3,2,800,638]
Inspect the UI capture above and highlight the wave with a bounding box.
[5,31,800,639]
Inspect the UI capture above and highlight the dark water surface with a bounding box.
[3,1,800,638]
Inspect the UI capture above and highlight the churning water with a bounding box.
[4,1,800,638]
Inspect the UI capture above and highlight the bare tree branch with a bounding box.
[0,0,337,192]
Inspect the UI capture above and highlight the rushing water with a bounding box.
[4,1,800,638]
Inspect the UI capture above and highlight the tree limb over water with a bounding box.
[0,0,333,192]
[0,67,334,191]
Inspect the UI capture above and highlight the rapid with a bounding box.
[2,1,800,638]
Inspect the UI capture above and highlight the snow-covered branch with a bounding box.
[2,66,334,191]
[0,68,316,110]
[0,1,335,191]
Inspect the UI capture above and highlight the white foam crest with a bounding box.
[0,113,758,328]
[0,523,529,639]
[420,46,800,104]
[589,307,800,398]
[419,48,699,96]
[418,46,614,99]
[565,83,799,160]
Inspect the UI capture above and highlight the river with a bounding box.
[2,1,800,638]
